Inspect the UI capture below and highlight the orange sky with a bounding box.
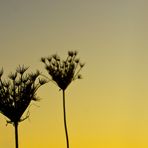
[0,0,148,148]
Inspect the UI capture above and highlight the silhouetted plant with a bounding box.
[41,51,84,148]
[0,65,47,148]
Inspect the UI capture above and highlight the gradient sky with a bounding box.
[0,0,148,148]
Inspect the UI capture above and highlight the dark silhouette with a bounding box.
[41,51,84,148]
[0,65,47,148]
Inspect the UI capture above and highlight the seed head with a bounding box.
[8,72,17,80]
[39,78,48,85]
[16,65,29,75]
[0,65,47,124]
[41,57,46,63]
[41,51,84,90]
[68,51,74,57]
[80,63,85,68]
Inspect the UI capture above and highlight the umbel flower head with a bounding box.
[0,65,47,124]
[41,51,84,90]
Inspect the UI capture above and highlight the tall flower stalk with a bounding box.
[41,51,84,148]
[0,65,47,148]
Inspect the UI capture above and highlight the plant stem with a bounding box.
[62,90,69,148]
[14,122,19,148]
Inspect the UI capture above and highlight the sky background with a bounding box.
[0,0,148,148]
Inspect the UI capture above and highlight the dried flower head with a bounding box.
[16,65,29,75]
[41,57,46,63]
[41,50,84,90]
[0,65,47,124]
[8,72,17,80]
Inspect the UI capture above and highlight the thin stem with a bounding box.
[40,74,57,86]
[14,122,19,148]
[73,67,83,80]
[62,90,69,148]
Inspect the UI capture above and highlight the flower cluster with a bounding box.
[0,65,47,124]
[41,51,84,90]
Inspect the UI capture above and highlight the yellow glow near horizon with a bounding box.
[0,0,148,148]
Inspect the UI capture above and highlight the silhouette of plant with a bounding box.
[0,65,47,148]
[41,51,84,148]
